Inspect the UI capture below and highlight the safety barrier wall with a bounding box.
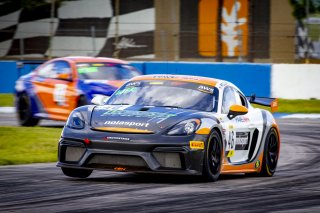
[2,61,319,99]
[0,61,271,97]
[272,64,320,99]
[132,62,271,97]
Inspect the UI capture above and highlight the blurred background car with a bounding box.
[14,56,141,126]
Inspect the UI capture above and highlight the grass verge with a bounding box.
[0,126,62,165]
[0,94,14,107]
[253,99,320,113]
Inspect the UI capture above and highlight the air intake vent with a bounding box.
[153,152,182,169]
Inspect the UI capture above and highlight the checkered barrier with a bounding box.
[0,0,154,58]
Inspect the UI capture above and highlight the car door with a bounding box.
[32,60,78,120]
[220,86,262,164]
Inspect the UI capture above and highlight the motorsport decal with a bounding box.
[104,120,150,128]
[235,132,250,150]
[101,110,177,123]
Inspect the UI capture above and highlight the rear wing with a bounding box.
[246,95,278,112]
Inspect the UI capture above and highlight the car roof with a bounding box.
[130,74,220,87]
[57,56,129,64]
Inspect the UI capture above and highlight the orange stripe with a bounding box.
[93,127,153,134]
[221,152,263,174]
[196,128,211,135]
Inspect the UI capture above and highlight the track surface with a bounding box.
[0,114,320,212]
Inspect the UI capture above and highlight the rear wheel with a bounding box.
[61,167,92,178]
[202,130,223,181]
[17,93,39,126]
[259,128,279,177]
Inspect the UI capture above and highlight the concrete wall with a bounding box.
[134,62,271,97]
[272,64,320,99]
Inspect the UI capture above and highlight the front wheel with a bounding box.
[17,93,39,126]
[202,130,223,182]
[61,167,93,178]
[259,128,280,177]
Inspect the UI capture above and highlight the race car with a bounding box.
[57,74,280,181]
[14,56,141,126]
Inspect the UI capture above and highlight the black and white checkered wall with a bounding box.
[0,0,154,59]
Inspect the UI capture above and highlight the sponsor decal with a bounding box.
[126,81,141,87]
[104,136,130,142]
[227,150,235,157]
[149,81,164,85]
[104,120,150,128]
[198,85,214,94]
[255,160,261,168]
[77,66,98,74]
[114,167,126,171]
[190,141,205,149]
[235,132,249,150]
[234,116,250,123]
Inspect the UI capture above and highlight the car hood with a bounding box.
[90,105,199,134]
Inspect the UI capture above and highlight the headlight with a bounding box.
[167,119,201,136]
[66,111,85,129]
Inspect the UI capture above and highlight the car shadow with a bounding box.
[66,172,248,184]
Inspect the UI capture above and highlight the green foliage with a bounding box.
[0,126,61,165]
[289,0,320,19]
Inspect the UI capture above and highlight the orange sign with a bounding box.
[199,0,248,57]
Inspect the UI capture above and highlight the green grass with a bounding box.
[0,94,14,107]
[253,99,320,113]
[0,126,62,165]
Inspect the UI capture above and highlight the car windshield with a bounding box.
[76,63,141,80]
[107,80,218,112]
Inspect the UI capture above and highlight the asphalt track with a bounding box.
[0,112,320,212]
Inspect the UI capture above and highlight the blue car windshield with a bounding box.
[107,80,218,112]
[76,63,141,80]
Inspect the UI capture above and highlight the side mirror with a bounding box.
[227,105,248,120]
[91,95,110,105]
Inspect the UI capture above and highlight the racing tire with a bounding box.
[77,95,88,107]
[17,93,39,126]
[202,130,223,182]
[258,128,279,177]
[61,167,93,178]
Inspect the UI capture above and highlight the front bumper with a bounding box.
[57,131,208,175]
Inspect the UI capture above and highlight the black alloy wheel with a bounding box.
[260,128,279,177]
[17,93,39,126]
[202,130,223,181]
